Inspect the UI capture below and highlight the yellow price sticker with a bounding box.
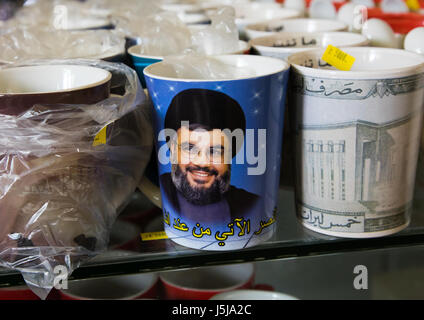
[92,123,111,147]
[322,45,356,71]
[140,231,169,241]
[406,0,420,11]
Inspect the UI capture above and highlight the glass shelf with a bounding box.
[1,182,424,288]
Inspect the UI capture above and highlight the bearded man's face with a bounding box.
[170,126,231,205]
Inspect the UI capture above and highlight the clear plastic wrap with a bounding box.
[0,27,126,63]
[190,6,240,55]
[160,54,255,79]
[0,59,153,299]
[94,0,162,20]
[123,11,193,56]
[120,6,241,57]
[5,0,113,31]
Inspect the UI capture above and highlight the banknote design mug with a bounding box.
[140,55,290,250]
[288,47,424,238]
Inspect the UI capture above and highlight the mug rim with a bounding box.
[245,18,348,33]
[128,45,165,60]
[0,48,125,63]
[209,289,299,300]
[159,263,255,293]
[249,31,369,52]
[87,46,125,60]
[143,54,290,82]
[55,16,112,31]
[128,40,251,60]
[0,64,112,95]
[233,40,251,54]
[235,6,302,25]
[60,273,159,300]
[287,46,424,79]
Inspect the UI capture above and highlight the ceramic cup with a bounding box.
[367,9,424,38]
[159,263,259,300]
[232,2,302,39]
[128,41,252,88]
[245,18,348,40]
[404,28,424,188]
[0,286,40,300]
[288,47,424,238]
[59,273,159,300]
[250,31,369,60]
[308,0,338,20]
[0,29,126,64]
[404,27,424,55]
[0,64,111,116]
[141,55,290,250]
[210,289,299,300]
[250,31,368,189]
[0,286,61,300]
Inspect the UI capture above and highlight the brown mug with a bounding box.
[0,64,111,116]
[0,64,112,251]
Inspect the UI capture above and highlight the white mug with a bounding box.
[250,31,369,61]
[288,47,424,238]
[245,18,347,40]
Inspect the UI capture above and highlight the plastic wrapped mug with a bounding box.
[0,64,111,116]
[139,55,290,250]
[249,32,369,61]
[288,47,424,238]
[127,41,252,88]
[244,18,348,41]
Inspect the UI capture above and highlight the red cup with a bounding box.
[59,273,159,300]
[367,8,424,34]
[159,263,260,300]
[302,0,348,10]
[0,286,61,300]
[0,286,39,300]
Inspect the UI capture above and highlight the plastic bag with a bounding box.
[0,27,125,63]
[0,59,153,299]
[4,0,113,30]
[114,10,191,55]
[190,6,240,55]
[116,5,241,56]
[160,54,255,79]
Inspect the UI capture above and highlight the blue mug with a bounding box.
[128,41,252,88]
[141,55,290,250]
[128,45,163,88]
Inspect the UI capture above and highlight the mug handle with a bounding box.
[138,176,162,208]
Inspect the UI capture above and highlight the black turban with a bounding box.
[164,89,246,158]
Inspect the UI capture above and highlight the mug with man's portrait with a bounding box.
[144,55,290,250]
